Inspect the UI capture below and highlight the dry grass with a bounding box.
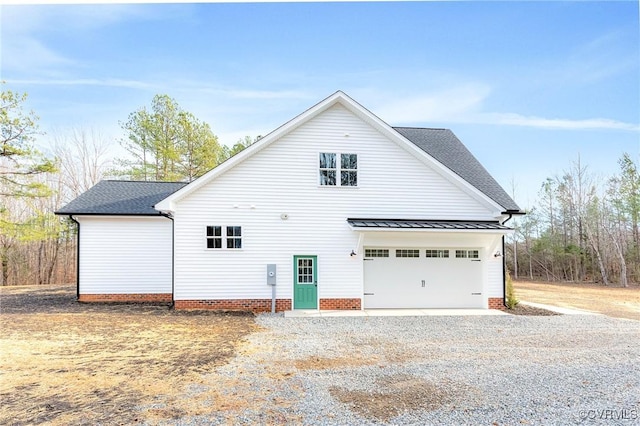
[514,280,640,320]
[0,284,258,425]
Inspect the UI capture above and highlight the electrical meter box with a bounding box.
[267,264,276,286]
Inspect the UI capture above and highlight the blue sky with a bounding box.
[1,1,638,209]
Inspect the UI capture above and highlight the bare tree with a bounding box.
[50,127,114,201]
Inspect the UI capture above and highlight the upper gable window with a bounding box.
[319,153,337,185]
[319,153,357,186]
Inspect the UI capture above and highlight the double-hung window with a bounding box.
[206,226,222,249]
[207,226,242,249]
[319,153,337,185]
[319,153,357,186]
[226,226,242,249]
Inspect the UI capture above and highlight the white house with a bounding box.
[57,91,522,311]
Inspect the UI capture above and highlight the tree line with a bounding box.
[1,83,637,287]
[508,155,638,287]
[1,84,256,285]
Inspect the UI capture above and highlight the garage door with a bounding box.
[363,248,484,309]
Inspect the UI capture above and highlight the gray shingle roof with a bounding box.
[55,180,187,216]
[393,127,521,212]
[347,218,511,230]
[56,128,520,216]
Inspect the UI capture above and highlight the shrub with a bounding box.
[505,270,519,309]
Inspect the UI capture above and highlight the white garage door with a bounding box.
[363,248,484,309]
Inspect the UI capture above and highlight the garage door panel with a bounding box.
[363,248,484,309]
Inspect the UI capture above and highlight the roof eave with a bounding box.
[348,226,514,234]
[54,212,168,217]
[346,218,513,233]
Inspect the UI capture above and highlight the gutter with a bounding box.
[500,214,514,308]
[69,216,80,300]
[159,212,175,308]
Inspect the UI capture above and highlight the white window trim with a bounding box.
[318,151,358,188]
[205,225,243,250]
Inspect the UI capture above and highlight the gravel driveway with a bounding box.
[167,314,639,425]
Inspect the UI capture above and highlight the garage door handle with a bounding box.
[471,292,481,295]
[364,293,374,296]
[421,280,426,287]
[471,259,481,262]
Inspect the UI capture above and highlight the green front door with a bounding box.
[293,255,317,309]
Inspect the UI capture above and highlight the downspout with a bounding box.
[501,214,514,308]
[160,212,175,308]
[69,216,80,300]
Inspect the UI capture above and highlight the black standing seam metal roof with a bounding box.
[55,180,188,215]
[392,127,521,212]
[347,219,512,230]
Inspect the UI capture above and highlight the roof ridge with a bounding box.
[103,179,188,184]
[392,126,449,131]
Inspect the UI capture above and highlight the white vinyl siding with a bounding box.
[173,104,502,302]
[487,258,504,297]
[77,216,172,294]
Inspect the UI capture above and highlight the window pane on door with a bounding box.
[298,258,314,284]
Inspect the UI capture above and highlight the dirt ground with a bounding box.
[506,303,560,316]
[329,375,463,422]
[514,280,640,321]
[2,282,637,425]
[0,284,257,426]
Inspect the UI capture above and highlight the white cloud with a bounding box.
[1,4,165,34]
[8,78,156,90]
[558,30,638,84]
[1,4,186,77]
[1,36,76,75]
[485,113,639,131]
[371,84,491,124]
[199,87,312,101]
[364,85,638,132]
